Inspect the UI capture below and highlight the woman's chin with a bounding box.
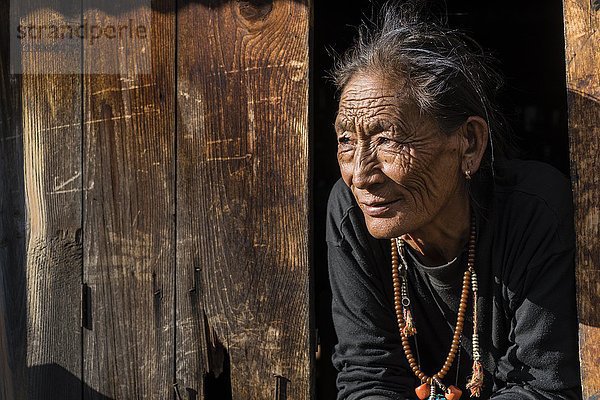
[364,215,410,239]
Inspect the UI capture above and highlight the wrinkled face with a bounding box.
[335,72,465,239]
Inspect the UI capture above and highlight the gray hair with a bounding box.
[330,1,510,164]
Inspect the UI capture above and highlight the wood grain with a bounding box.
[176,1,312,398]
[6,1,85,398]
[81,0,175,398]
[563,1,600,398]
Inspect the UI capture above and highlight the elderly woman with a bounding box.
[326,4,582,400]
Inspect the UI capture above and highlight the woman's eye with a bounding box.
[377,136,392,145]
[337,136,354,153]
[376,136,406,151]
[338,136,351,145]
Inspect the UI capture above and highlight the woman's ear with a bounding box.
[461,116,489,174]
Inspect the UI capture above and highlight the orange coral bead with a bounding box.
[444,385,462,400]
[415,383,430,400]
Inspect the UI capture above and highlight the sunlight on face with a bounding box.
[335,72,465,238]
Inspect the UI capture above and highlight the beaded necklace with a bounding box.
[391,215,483,400]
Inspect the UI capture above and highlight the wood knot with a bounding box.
[237,0,273,22]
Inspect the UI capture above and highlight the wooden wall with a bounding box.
[563,1,600,399]
[0,0,311,399]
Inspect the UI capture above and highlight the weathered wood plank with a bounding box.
[176,1,312,398]
[0,3,25,398]
[81,1,175,398]
[563,1,600,398]
[3,1,85,398]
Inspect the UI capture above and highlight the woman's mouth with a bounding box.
[359,199,400,217]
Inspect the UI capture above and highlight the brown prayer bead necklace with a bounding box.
[391,215,483,400]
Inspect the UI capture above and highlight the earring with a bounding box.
[465,170,472,180]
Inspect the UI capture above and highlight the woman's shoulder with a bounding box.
[494,159,572,214]
[491,158,575,257]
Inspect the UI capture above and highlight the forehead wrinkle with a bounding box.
[340,89,407,113]
[339,100,410,127]
[338,112,412,139]
[337,80,418,135]
[338,94,401,116]
[341,91,397,101]
[339,103,397,119]
[340,91,398,105]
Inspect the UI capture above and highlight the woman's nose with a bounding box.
[352,145,383,189]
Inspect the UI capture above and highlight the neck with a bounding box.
[402,187,471,266]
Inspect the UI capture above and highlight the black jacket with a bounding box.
[326,159,582,400]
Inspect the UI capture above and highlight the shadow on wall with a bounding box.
[27,364,114,400]
[29,352,234,399]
